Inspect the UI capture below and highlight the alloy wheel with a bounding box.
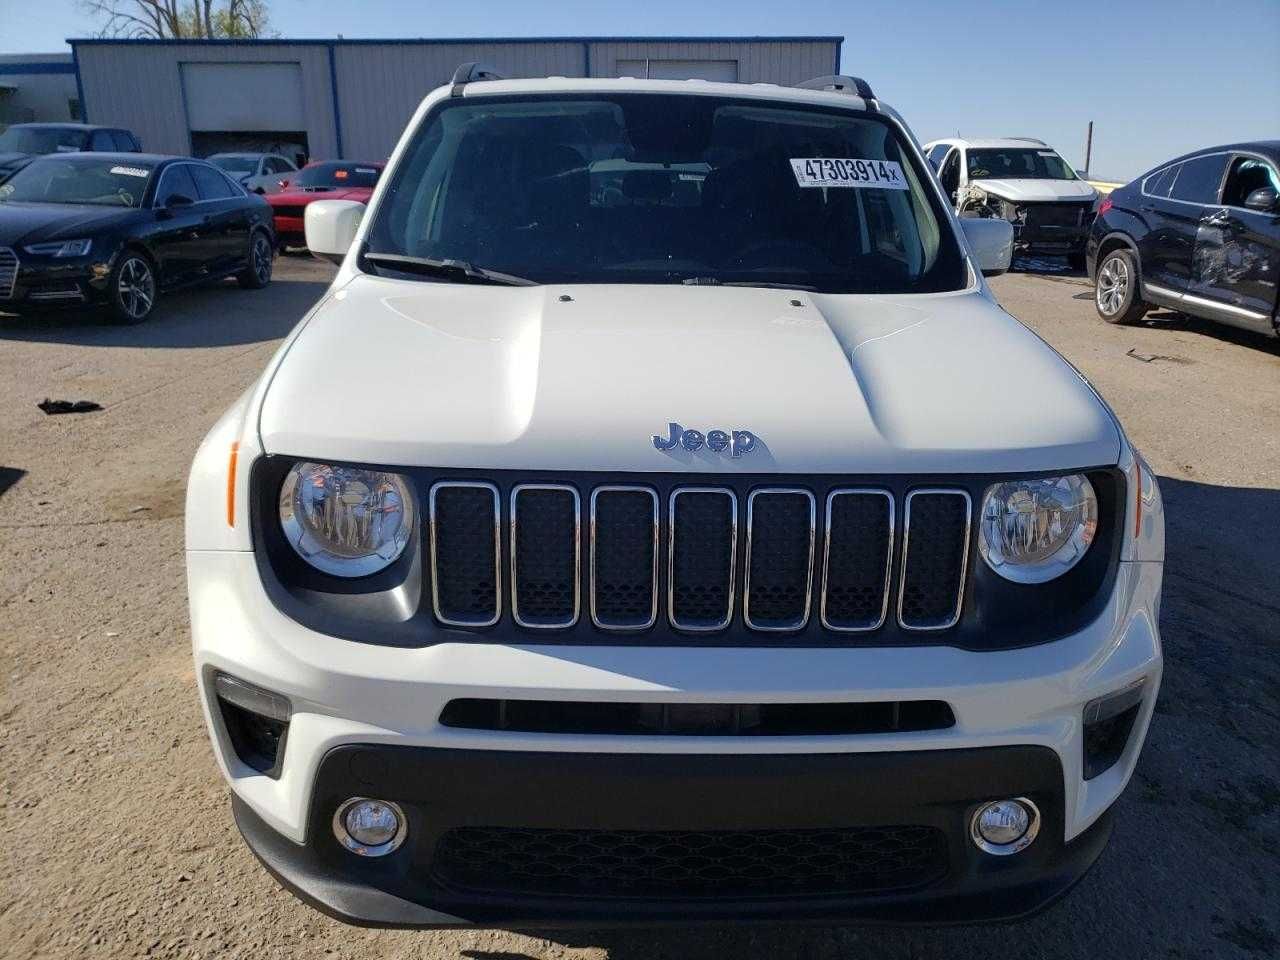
[1096,256,1128,316]
[118,257,155,320]
[253,234,273,284]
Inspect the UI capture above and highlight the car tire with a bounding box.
[1094,248,1147,325]
[237,230,274,290]
[105,250,158,325]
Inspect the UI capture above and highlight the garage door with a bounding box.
[615,59,739,82]
[181,62,304,132]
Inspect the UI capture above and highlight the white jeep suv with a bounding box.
[186,68,1164,927]
[923,137,1098,269]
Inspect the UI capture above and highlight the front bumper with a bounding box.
[233,744,1114,927]
[190,544,1162,925]
[1,254,111,309]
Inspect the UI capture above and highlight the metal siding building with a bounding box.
[70,36,842,160]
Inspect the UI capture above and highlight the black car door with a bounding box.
[188,164,247,274]
[938,149,961,207]
[1189,154,1280,331]
[149,163,204,285]
[1139,153,1231,296]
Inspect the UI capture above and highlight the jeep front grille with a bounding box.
[426,480,971,636]
[0,248,17,299]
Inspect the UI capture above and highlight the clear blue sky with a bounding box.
[4,0,1277,179]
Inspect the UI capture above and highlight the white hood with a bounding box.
[257,277,1119,474]
[971,178,1098,203]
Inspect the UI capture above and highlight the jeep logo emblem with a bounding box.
[653,422,757,458]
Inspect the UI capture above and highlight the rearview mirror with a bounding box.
[959,217,1014,277]
[305,199,365,265]
[1243,186,1279,213]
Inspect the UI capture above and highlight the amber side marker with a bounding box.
[227,441,240,528]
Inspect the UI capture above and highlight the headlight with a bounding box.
[278,461,414,577]
[978,474,1098,583]
[24,238,92,257]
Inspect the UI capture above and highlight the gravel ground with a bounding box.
[1,257,1277,959]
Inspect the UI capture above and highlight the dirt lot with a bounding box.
[2,258,1278,959]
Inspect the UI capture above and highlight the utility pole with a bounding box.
[1084,121,1094,179]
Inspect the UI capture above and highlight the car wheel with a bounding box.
[238,230,274,290]
[106,251,158,324]
[1094,249,1147,325]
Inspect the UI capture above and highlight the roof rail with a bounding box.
[1008,137,1047,145]
[796,74,875,101]
[450,62,505,96]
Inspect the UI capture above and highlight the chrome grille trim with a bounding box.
[510,483,581,629]
[743,488,816,632]
[428,480,501,628]
[0,247,17,300]
[589,485,659,632]
[897,489,971,631]
[667,487,738,633]
[821,489,895,632]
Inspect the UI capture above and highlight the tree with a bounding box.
[80,0,274,39]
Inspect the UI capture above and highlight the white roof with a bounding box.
[926,137,1051,149]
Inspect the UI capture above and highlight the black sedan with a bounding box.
[1087,141,1280,337]
[0,153,275,324]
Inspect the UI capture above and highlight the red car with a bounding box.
[266,160,384,249]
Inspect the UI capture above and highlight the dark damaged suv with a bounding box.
[1087,141,1280,335]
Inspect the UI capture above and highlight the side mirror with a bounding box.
[960,217,1014,278]
[277,179,289,190]
[1243,186,1279,213]
[305,198,365,265]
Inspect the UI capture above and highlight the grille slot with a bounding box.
[822,490,894,631]
[898,490,971,630]
[590,486,658,630]
[432,824,949,899]
[668,488,737,632]
[439,698,956,736]
[0,248,17,299]
[510,484,580,628]
[744,489,815,631]
[429,482,501,627]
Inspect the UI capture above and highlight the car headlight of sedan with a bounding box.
[978,474,1098,583]
[24,238,93,257]
[279,461,415,577]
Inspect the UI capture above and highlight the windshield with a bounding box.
[0,126,88,155]
[364,94,966,293]
[966,148,1077,181]
[294,162,381,189]
[0,156,153,207]
[210,155,258,175]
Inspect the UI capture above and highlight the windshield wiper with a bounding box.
[681,277,819,291]
[362,252,537,286]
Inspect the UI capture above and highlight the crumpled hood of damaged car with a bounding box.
[972,178,1098,203]
[258,276,1120,474]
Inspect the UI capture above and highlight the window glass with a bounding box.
[966,147,1076,180]
[267,157,292,174]
[211,155,257,175]
[1221,156,1280,208]
[89,130,114,151]
[1169,154,1229,204]
[939,150,960,193]
[155,164,199,206]
[0,126,88,154]
[110,131,136,151]
[294,162,381,188]
[365,94,967,294]
[190,163,236,200]
[927,143,950,168]
[1144,165,1177,198]
[0,155,153,207]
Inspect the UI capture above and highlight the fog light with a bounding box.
[332,797,407,857]
[970,797,1040,855]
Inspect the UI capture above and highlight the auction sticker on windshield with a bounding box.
[790,158,908,190]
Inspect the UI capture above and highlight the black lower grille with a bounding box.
[900,491,970,629]
[669,489,736,630]
[438,698,955,736]
[432,824,949,899]
[511,485,578,627]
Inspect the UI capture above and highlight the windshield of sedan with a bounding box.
[294,162,381,189]
[966,148,1077,181]
[364,94,967,293]
[210,155,258,175]
[0,156,153,207]
[0,126,89,155]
